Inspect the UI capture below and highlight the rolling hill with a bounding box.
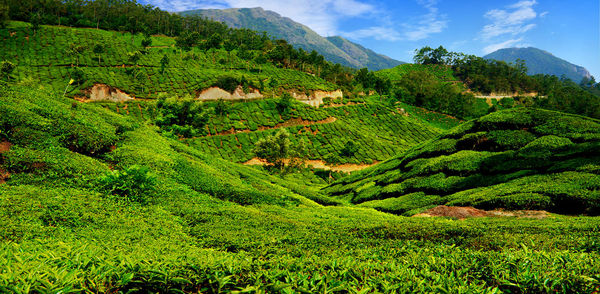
[0,22,335,100]
[180,7,404,70]
[484,47,592,83]
[325,108,600,215]
[2,10,600,293]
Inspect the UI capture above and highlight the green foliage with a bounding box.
[275,92,293,114]
[98,165,156,204]
[0,60,15,81]
[340,140,358,157]
[214,99,229,116]
[253,129,290,170]
[1,76,600,294]
[328,108,600,215]
[69,68,86,85]
[155,97,208,137]
[213,76,239,93]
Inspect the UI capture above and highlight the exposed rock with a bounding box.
[197,86,342,107]
[197,86,263,100]
[291,90,343,107]
[86,84,134,102]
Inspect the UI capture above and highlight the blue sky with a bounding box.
[141,0,600,79]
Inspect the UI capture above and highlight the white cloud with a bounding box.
[483,38,526,54]
[480,0,539,53]
[144,0,376,37]
[402,0,448,41]
[342,0,445,42]
[341,26,402,41]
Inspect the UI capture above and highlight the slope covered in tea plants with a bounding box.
[0,22,336,99]
[325,108,600,215]
[0,84,338,206]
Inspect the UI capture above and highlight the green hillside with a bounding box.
[181,7,404,70]
[0,22,335,99]
[485,47,592,83]
[2,84,600,293]
[325,108,600,215]
[1,2,600,292]
[376,63,460,84]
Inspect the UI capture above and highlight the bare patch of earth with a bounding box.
[244,157,378,173]
[413,205,549,219]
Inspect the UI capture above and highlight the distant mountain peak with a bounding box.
[484,47,591,82]
[180,7,404,70]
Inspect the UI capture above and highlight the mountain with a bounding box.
[180,7,404,70]
[484,47,592,83]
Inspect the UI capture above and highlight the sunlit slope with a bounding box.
[0,22,335,99]
[325,108,600,215]
[0,84,335,206]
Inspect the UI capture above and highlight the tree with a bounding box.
[253,129,291,171]
[155,96,209,137]
[0,4,8,29]
[69,44,87,66]
[69,68,86,85]
[29,12,42,34]
[276,93,293,115]
[214,99,228,116]
[93,44,105,64]
[0,61,15,81]
[413,46,450,65]
[160,54,169,74]
[141,37,152,48]
[340,140,359,157]
[175,31,199,54]
[127,51,142,66]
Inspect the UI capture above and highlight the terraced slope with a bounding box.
[0,84,336,206]
[96,96,442,166]
[325,108,600,215]
[0,23,335,99]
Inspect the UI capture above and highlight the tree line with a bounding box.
[411,46,600,119]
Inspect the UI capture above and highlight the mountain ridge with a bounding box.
[484,47,591,83]
[180,7,404,70]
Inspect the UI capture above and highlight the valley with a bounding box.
[0,1,599,293]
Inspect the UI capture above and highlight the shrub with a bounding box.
[340,140,358,157]
[276,93,293,115]
[214,76,239,93]
[155,97,208,137]
[97,165,156,204]
[253,129,290,170]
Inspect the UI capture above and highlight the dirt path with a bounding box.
[244,157,378,173]
[202,117,337,137]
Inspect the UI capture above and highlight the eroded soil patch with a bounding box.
[204,117,337,137]
[244,157,378,173]
[413,205,549,219]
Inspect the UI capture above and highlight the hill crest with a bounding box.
[180,7,404,70]
[484,47,591,83]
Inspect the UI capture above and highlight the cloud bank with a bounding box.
[481,0,539,54]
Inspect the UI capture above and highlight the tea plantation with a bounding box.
[0,22,335,98]
[326,108,600,216]
[1,21,600,294]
